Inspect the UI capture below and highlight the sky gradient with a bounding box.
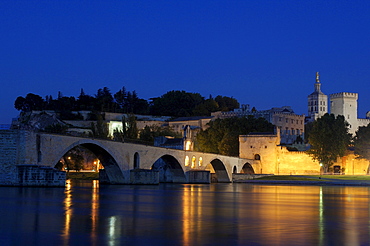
[1,0,369,124]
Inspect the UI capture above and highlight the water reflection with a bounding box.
[62,180,72,245]
[1,183,370,245]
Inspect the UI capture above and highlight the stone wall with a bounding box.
[17,165,66,186]
[239,132,370,175]
[0,130,22,184]
[0,130,65,186]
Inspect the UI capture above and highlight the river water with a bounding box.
[1,181,370,246]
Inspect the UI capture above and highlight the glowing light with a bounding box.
[198,157,203,166]
[191,156,196,168]
[185,156,190,166]
[185,141,191,150]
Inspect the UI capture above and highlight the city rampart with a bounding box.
[240,132,370,175]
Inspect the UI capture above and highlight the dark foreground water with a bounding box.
[1,181,370,246]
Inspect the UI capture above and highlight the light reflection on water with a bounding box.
[1,182,370,245]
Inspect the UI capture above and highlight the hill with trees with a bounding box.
[14,88,239,119]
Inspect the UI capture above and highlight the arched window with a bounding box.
[254,154,261,160]
[198,157,203,167]
[134,152,140,169]
[191,156,196,168]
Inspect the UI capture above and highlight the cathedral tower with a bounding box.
[307,72,328,121]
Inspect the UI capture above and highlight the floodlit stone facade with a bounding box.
[330,92,370,135]
[239,132,370,175]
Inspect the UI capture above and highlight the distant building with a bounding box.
[212,106,305,145]
[330,92,370,135]
[154,136,184,150]
[307,72,328,122]
[168,116,213,134]
[307,72,370,135]
[168,116,214,151]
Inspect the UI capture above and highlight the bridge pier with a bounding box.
[186,170,210,184]
[99,169,160,184]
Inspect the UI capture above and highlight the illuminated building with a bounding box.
[307,72,328,122]
[212,106,304,145]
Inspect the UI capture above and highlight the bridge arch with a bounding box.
[151,154,186,183]
[241,163,255,174]
[206,159,230,183]
[53,140,125,184]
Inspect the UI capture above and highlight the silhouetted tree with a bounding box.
[195,116,274,156]
[353,124,370,161]
[214,95,239,111]
[14,93,44,111]
[307,113,351,173]
[96,87,114,112]
[150,90,204,117]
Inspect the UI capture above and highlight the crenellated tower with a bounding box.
[330,92,358,135]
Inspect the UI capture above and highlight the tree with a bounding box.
[353,124,370,161]
[14,93,45,111]
[122,114,138,139]
[192,98,219,116]
[307,113,351,173]
[139,125,181,144]
[114,87,127,112]
[63,147,85,172]
[78,89,96,111]
[149,90,204,117]
[195,116,274,156]
[96,87,114,112]
[214,95,239,111]
[91,113,109,139]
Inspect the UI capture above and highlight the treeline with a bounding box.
[14,87,239,118]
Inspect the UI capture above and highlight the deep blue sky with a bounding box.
[1,0,369,124]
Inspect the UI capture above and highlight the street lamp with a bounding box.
[319,163,323,179]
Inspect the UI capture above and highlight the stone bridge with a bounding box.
[4,131,261,184]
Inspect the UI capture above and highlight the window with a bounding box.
[254,154,261,160]
[286,118,288,123]
[279,117,282,121]
[198,157,203,167]
[191,156,196,168]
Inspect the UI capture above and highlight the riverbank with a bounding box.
[244,175,370,186]
[65,172,370,186]
[66,172,99,180]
